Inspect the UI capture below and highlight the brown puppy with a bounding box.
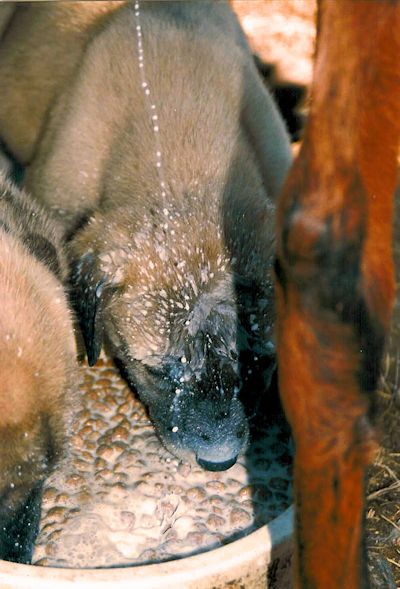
[0,173,77,562]
[0,1,292,471]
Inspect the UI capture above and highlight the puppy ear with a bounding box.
[70,252,114,366]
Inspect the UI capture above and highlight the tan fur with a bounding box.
[0,2,124,163]
[0,1,291,467]
[0,1,291,222]
[0,173,77,560]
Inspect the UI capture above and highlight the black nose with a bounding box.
[196,456,237,472]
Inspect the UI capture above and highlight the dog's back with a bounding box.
[0,1,291,221]
[0,1,123,162]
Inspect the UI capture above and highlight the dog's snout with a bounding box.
[196,455,238,472]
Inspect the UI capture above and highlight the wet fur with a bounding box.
[0,1,292,467]
[0,173,77,561]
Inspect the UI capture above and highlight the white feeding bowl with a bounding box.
[0,505,293,589]
[0,358,294,588]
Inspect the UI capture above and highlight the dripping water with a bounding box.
[133,0,168,207]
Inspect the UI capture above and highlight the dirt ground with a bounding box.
[367,200,400,588]
[232,1,400,586]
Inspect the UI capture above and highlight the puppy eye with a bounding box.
[145,365,164,378]
[236,428,246,439]
[217,411,229,419]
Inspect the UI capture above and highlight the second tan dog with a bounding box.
[0,1,292,471]
[0,172,77,562]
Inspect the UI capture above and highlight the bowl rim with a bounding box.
[0,505,293,588]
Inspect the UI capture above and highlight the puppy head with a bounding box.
[117,283,249,470]
[70,215,250,470]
